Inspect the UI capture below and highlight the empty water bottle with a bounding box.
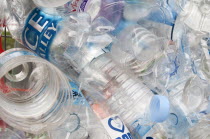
[6,0,114,81]
[0,48,73,134]
[79,53,170,138]
[86,94,132,139]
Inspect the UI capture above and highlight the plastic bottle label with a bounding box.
[101,115,132,139]
[69,82,89,106]
[22,8,62,60]
[64,0,89,12]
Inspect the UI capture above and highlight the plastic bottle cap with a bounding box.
[149,95,170,123]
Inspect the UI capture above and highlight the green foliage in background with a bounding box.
[1,31,15,50]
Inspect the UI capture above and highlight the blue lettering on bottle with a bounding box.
[22,8,62,60]
[127,133,132,139]
[80,0,88,11]
[70,82,89,106]
[115,133,133,139]
[122,134,129,139]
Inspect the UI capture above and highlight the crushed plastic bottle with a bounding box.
[111,25,167,78]
[49,82,111,139]
[176,0,210,33]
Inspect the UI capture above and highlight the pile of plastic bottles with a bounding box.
[0,0,209,138]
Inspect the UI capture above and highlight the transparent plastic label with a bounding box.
[69,82,89,106]
[22,8,62,59]
[101,115,132,139]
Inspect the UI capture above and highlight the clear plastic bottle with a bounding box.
[33,0,124,27]
[176,0,210,33]
[79,53,170,138]
[0,48,73,134]
[152,58,210,138]
[172,9,209,83]
[6,0,113,81]
[153,48,192,92]
[111,25,167,77]
[32,0,71,8]
[182,76,209,114]
[87,95,133,139]
[123,0,176,26]
[49,82,111,139]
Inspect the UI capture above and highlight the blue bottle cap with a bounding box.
[149,95,170,123]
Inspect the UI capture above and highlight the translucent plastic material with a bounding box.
[79,53,170,137]
[123,0,176,26]
[153,47,194,92]
[6,0,114,81]
[189,120,210,139]
[87,94,132,139]
[182,76,209,113]
[200,38,210,81]
[49,111,111,139]
[6,0,35,41]
[201,55,210,81]
[0,128,24,139]
[0,48,73,134]
[33,0,124,27]
[3,0,210,137]
[177,1,210,33]
[49,12,114,76]
[0,119,26,139]
[111,25,166,77]
[32,0,71,8]
[49,82,111,139]
[0,0,8,35]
